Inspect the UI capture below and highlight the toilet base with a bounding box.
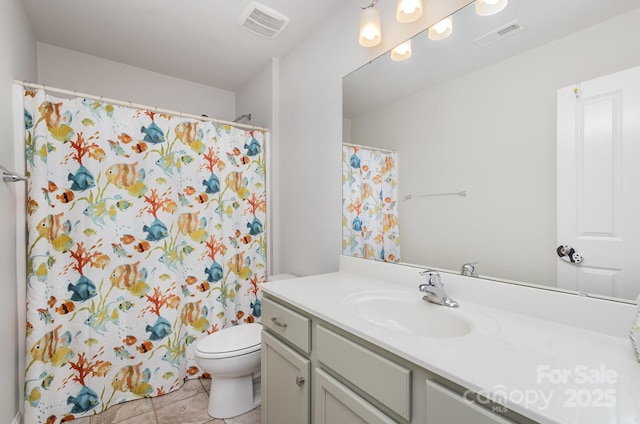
[208,373,261,419]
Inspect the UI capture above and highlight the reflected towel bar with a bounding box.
[404,191,466,201]
[1,165,27,183]
[343,142,396,154]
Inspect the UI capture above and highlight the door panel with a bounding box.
[557,65,640,299]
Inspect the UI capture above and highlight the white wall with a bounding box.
[0,1,37,422]
[236,60,278,275]
[236,60,273,128]
[37,43,236,121]
[342,118,351,144]
[276,0,471,276]
[349,8,640,286]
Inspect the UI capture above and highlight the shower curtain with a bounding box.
[20,86,267,422]
[342,144,400,262]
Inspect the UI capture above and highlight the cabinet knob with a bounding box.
[296,376,305,387]
[271,317,288,328]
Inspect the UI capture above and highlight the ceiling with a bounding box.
[21,0,344,91]
[344,0,640,118]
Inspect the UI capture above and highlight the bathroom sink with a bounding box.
[344,291,472,338]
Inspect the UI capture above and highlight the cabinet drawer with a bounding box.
[262,296,311,353]
[316,325,411,421]
[426,380,515,424]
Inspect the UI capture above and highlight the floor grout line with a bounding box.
[151,394,159,424]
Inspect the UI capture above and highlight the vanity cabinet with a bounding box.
[262,294,529,424]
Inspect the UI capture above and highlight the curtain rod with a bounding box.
[14,80,270,132]
[0,164,27,183]
[343,142,396,154]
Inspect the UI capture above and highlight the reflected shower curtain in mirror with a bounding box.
[342,144,400,262]
[20,86,267,422]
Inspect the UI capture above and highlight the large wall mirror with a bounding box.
[342,0,640,302]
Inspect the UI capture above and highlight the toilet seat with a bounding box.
[195,323,262,359]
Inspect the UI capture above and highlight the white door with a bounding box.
[557,66,640,300]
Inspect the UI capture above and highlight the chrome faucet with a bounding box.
[461,262,478,277]
[418,270,459,308]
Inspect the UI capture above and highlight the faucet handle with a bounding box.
[461,262,478,277]
[419,269,442,286]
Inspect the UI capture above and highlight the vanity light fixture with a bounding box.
[475,0,509,16]
[359,0,382,47]
[359,0,423,47]
[396,0,423,23]
[428,16,453,40]
[390,39,412,61]
[359,0,507,49]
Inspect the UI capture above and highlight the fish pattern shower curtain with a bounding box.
[21,87,267,423]
[342,145,400,262]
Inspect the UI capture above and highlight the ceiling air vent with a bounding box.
[238,2,290,39]
[474,20,527,48]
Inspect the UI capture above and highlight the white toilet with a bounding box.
[194,323,262,419]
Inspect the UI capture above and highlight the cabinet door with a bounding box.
[426,380,515,424]
[315,368,396,424]
[261,331,310,424]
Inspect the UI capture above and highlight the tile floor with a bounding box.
[71,379,260,424]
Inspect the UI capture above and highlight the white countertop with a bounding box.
[262,269,640,424]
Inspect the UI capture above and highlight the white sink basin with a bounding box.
[344,291,472,338]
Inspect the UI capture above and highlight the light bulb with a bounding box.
[402,2,417,14]
[476,0,508,16]
[391,40,412,61]
[433,23,447,33]
[363,26,377,40]
[396,45,409,55]
[396,0,423,23]
[428,16,453,40]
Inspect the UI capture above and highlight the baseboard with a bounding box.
[11,411,22,424]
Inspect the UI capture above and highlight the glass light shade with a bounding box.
[390,40,412,61]
[475,0,508,16]
[396,0,423,23]
[428,16,453,40]
[359,7,382,47]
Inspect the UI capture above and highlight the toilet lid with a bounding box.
[196,323,262,355]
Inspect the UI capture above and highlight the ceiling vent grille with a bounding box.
[238,2,290,38]
[474,20,527,48]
